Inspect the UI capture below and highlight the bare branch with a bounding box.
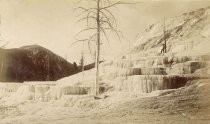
[104,0,118,9]
[100,1,139,10]
[76,7,97,12]
[74,7,97,17]
[87,41,94,59]
[71,32,97,59]
[99,11,116,27]
[100,27,111,47]
[86,11,97,27]
[103,27,124,42]
[71,39,88,47]
[100,20,114,29]
[100,8,117,27]
[75,0,97,5]
[71,33,97,46]
[100,1,120,10]
[75,27,97,37]
[77,16,96,24]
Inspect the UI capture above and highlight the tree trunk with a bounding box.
[95,0,100,96]
[81,41,84,78]
[163,17,167,53]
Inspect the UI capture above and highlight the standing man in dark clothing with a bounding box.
[161,43,166,54]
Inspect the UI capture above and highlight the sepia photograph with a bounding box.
[0,0,210,123]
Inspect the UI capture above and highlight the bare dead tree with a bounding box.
[161,16,168,54]
[73,0,136,96]
[80,40,84,78]
[163,16,167,53]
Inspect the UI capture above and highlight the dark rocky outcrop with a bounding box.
[0,45,76,82]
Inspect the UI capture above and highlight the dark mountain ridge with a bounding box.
[0,45,77,82]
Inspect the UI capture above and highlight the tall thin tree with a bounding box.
[163,16,167,53]
[73,0,135,96]
[80,41,85,78]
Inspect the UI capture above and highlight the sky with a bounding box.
[0,0,210,64]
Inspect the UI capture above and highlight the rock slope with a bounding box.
[0,45,76,82]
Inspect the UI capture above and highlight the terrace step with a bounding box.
[103,67,167,80]
[167,61,210,75]
[113,75,201,93]
[103,54,210,69]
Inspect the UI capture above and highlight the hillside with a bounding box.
[130,7,210,57]
[0,45,76,82]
